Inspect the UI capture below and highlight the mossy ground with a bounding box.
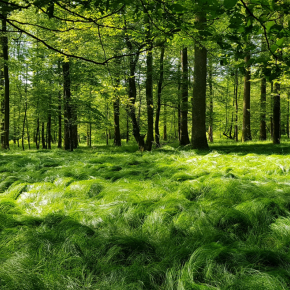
[1,140,290,289]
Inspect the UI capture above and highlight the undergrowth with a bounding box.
[1,141,290,289]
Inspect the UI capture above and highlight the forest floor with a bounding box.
[1,140,290,289]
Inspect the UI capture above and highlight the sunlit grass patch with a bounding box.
[0,143,290,288]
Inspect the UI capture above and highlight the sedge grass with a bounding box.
[1,141,290,289]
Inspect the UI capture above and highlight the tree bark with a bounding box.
[273,82,281,144]
[47,95,52,149]
[155,46,165,147]
[234,69,239,142]
[41,122,46,149]
[2,16,9,149]
[260,77,267,140]
[145,23,154,151]
[113,77,121,146]
[242,55,252,142]
[287,92,290,139]
[36,117,40,149]
[192,14,209,149]
[63,61,73,151]
[180,48,190,145]
[125,40,145,149]
[208,59,213,143]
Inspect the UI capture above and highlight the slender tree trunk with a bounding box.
[180,48,190,145]
[234,69,239,142]
[270,81,273,138]
[2,16,9,149]
[113,79,121,146]
[242,55,252,141]
[260,77,267,140]
[192,14,209,149]
[58,88,62,148]
[47,95,52,149]
[287,92,290,138]
[36,117,40,149]
[273,82,281,144]
[63,61,73,151]
[177,63,181,142]
[163,105,167,141]
[208,59,213,143]
[22,103,27,151]
[126,114,129,143]
[145,23,154,151]
[41,122,46,149]
[26,120,30,150]
[155,47,165,147]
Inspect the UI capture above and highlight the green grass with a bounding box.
[1,140,290,289]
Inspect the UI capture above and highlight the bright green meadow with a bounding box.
[2,141,290,289]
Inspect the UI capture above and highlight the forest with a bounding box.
[1,0,290,289]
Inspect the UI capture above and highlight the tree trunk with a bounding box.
[192,14,209,149]
[63,61,73,151]
[180,48,190,145]
[155,46,165,147]
[26,120,30,150]
[113,78,121,146]
[163,105,167,141]
[145,23,154,151]
[36,117,40,149]
[287,92,290,138]
[260,77,267,140]
[234,69,239,142]
[58,88,62,148]
[125,40,145,149]
[22,103,27,151]
[2,16,9,149]
[126,114,129,143]
[208,59,213,143]
[242,55,252,142]
[47,96,52,149]
[41,122,46,149]
[273,82,281,144]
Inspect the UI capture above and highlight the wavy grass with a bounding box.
[1,141,290,289]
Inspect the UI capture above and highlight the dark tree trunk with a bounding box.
[58,89,62,148]
[113,74,121,146]
[287,92,290,139]
[22,103,27,151]
[260,77,267,140]
[177,63,181,142]
[163,105,167,141]
[2,16,9,149]
[41,122,46,149]
[180,48,190,145]
[63,61,73,151]
[234,69,239,142]
[273,82,281,144]
[113,96,121,146]
[47,96,52,149]
[208,59,213,143]
[155,47,165,147]
[126,114,129,143]
[125,40,145,149]
[145,24,154,151]
[192,14,209,149]
[242,55,252,142]
[36,117,40,149]
[26,120,30,150]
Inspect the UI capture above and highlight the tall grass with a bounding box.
[1,141,290,289]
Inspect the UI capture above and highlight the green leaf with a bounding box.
[266,21,275,33]
[276,38,285,47]
[224,0,238,9]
